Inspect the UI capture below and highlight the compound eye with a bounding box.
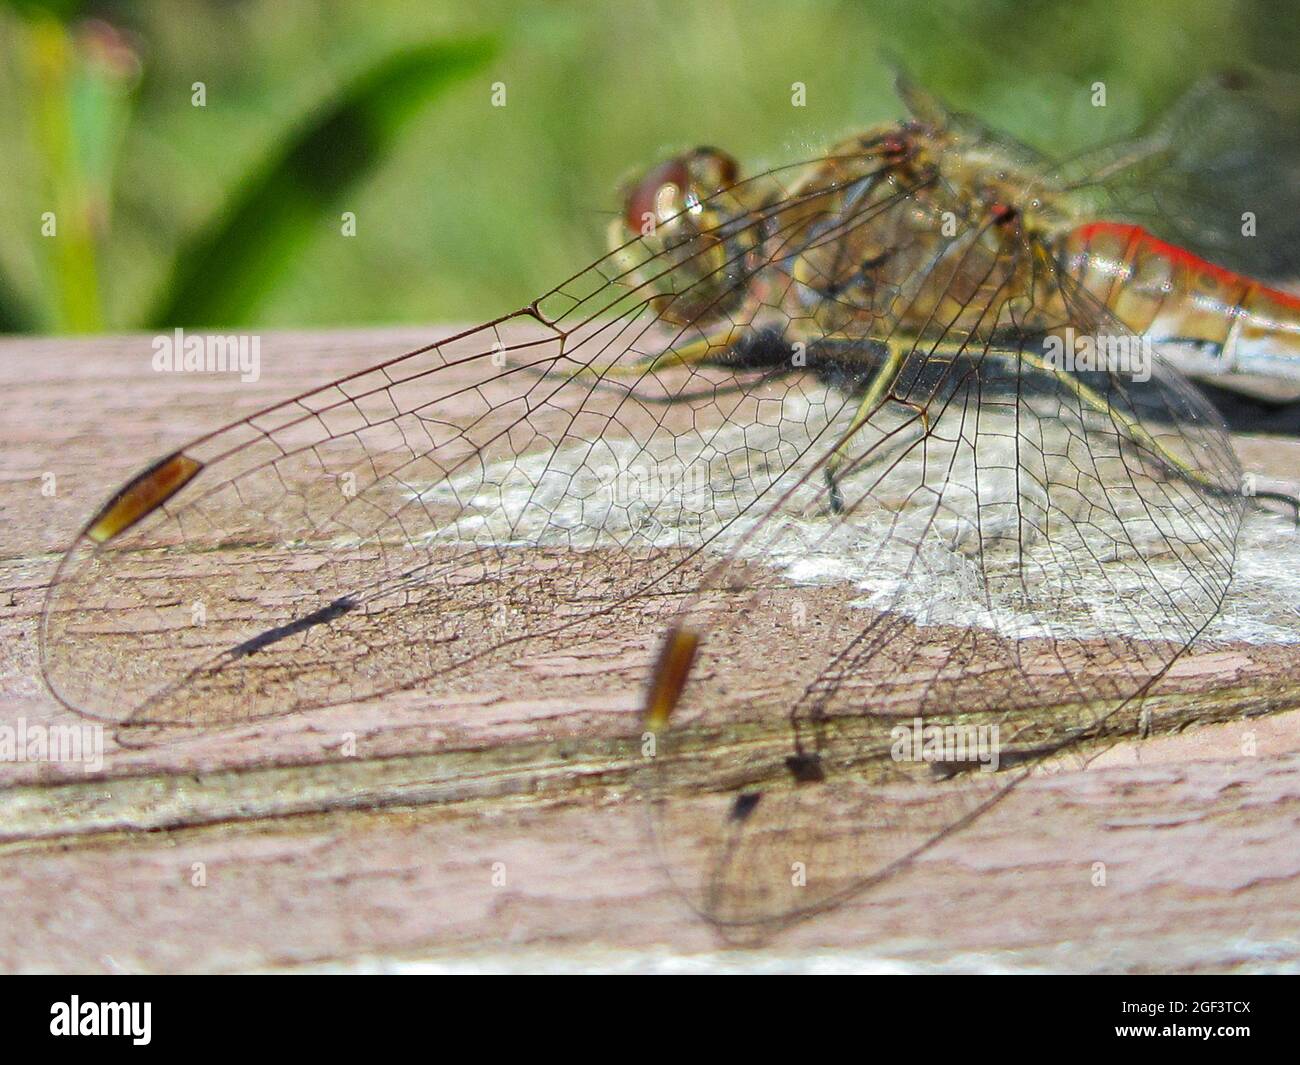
[622,148,742,235]
[625,158,691,232]
[688,146,740,188]
[612,147,751,325]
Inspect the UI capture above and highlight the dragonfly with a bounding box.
[39,72,1300,936]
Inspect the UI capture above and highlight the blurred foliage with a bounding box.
[0,0,1297,335]
[149,37,496,327]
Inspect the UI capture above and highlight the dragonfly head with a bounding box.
[620,147,740,235]
[610,147,758,324]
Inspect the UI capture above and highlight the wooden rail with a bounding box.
[1,328,1298,973]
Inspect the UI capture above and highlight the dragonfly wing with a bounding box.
[39,130,1245,938]
[1060,67,1300,281]
[38,153,920,727]
[39,312,770,725]
[641,233,1244,932]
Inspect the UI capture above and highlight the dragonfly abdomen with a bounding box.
[1061,221,1300,402]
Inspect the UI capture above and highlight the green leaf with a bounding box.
[0,265,40,333]
[0,1,91,19]
[147,36,497,329]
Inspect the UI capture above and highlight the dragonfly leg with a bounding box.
[1016,348,1212,491]
[823,338,917,513]
[548,365,798,407]
[513,322,748,397]
[1247,487,1300,524]
[603,328,738,377]
[821,335,1253,518]
[579,325,746,381]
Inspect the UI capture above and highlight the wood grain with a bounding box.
[2,327,1299,973]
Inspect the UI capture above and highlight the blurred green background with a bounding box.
[1,0,1297,335]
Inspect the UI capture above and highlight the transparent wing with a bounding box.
[637,222,1244,934]
[38,148,921,727]
[40,131,1246,937]
[1058,67,1300,281]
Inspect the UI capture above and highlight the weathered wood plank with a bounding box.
[2,328,1299,973]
